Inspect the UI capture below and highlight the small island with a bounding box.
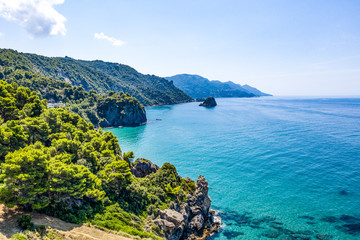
[199,97,217,107]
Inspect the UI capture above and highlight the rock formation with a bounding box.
[199,97,217,108]
[154,176,221,240]
[97,98,147,127]
[131,158,160,178]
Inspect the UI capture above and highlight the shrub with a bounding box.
[10,233,27,240]
[17,214,34,230]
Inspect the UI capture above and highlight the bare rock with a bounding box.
[131,158,159,178]
[199,97,217,107]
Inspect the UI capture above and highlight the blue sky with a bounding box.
[0,0,359,96]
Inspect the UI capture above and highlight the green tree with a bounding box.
[122,151,135,164]
[0,143,50,209]
[99,160,133,196]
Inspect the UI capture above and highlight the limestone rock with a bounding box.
[97,98,147,127]
[154,175,221,240]
[131,158,159,178]
[199,97,217,107]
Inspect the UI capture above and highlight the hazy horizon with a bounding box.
[0,0,359,96]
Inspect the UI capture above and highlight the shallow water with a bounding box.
[107,97,360,239]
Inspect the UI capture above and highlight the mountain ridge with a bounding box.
[0,48,193,106]
[165,73,271,98]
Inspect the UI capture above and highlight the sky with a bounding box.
[0,0,360,96]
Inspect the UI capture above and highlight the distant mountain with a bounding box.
[0,48,193,106]
[165,74,271,98]
[242,84,271,96]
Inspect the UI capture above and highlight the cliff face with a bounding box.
[130,160,221,240]
[154,176,221,240]
[97,98,147,127]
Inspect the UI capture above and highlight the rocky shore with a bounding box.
[131,161,221,240]
[97,98,147,127]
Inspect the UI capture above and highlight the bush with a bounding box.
[17,214,34,230]
[10,233,27,240]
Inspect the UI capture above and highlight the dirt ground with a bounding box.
[0,204,134,240]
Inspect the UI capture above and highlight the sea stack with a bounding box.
[199,97,217,107]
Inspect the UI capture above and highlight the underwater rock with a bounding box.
[339,214,360,223]
[298,216,315,221]
[222,231,244,239]
[279,235,295,240]
[315,234,333,240]
[339,190,349,195]
[262,229,281,238]
[321,216,338,223]
[337,223,360,235]
[295,230,312,235]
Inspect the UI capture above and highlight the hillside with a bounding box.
[0,65,146,128]
[165,74,271,98]
[0,49,193,106]
[0,80,219,240]
[0,204,133,240]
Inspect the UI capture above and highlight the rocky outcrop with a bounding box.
[131,158,160,178]
[199,97,217,108]
[154,176,221,240]
[97,98,147,127]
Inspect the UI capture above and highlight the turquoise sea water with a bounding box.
[107,97,360,240]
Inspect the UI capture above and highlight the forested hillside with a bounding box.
[0,65,146,128]
[0,49,193,106]
[0,80,198,239]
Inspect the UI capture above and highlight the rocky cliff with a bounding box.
[96,97,147,127]
[154,176,221,240]
[131,160,221,240]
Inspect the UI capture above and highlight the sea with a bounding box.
[106,97,360,240]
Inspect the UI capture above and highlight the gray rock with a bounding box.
[131,158,159,178]
[154,176,221,240]
[199,97,217,107]
[97,98,147,127]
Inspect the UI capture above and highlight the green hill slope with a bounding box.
[0,58,146,128]
[0,48,193,106]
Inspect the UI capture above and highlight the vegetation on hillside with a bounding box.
[0,62,146,128]
[0,81,195,239]
[0,48,193,106]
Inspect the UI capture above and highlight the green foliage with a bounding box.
[92,203,161,240]
[0,80,45,121]
[0,66,145,128]
[17,214,35,230]
[119,163,196,215]
[122,151,134,164]
[0,143,50,209]
[10,233,28,240]
[0,79,196,239]
[0,48,192,106]
[99,160,133,196]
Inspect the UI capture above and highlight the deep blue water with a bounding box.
[107,97,360,239]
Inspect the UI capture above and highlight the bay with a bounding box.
[107,97,360,239]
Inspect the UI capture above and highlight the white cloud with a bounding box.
[0,32,2,37]
[94,32,125,47]
[0,0,66,37]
